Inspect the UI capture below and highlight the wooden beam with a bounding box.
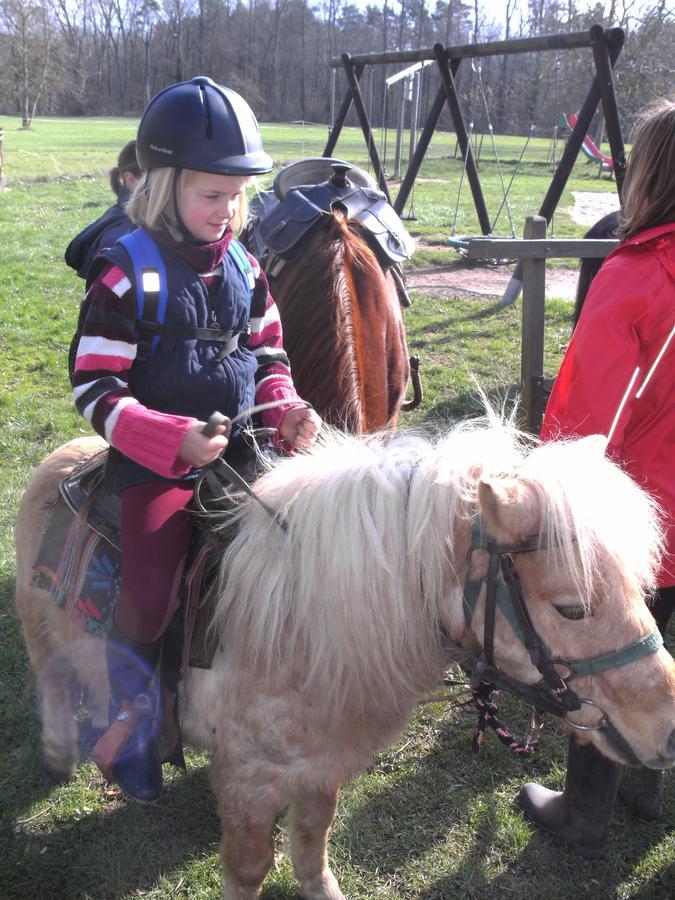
[329,28,624,68]
[466,238,619,260]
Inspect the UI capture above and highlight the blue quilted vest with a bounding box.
[93,231,258,489]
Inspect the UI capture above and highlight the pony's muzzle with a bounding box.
[643,726,675,770]
[662,727,675,765]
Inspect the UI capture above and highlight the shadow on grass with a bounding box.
[0,567,63,834]
[422,797,675,900]
[408,293,516,326]
[1,763,222,900]
[336,707,673,899]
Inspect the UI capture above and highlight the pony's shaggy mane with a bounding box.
[211,418,663,713]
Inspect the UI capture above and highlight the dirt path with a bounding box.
[406,262,579,300]
[406,191,619,301]
[567,190,621,227]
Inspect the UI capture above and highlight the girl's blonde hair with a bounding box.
[620,98,675,240]
[126,168,250,241]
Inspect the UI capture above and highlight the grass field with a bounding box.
[0,117,671,899]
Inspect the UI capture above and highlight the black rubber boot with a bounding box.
[618,766,664,820]
[105,621,163,803]
[517,737,620,859]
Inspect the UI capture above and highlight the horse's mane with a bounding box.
[211,418,663,713]
[270,213,395,430]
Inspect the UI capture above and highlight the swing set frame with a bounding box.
[324,25,625,237]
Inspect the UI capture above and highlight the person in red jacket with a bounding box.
[518,97,675,858]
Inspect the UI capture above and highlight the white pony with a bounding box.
[15,419,675,899]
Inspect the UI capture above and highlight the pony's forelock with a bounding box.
[522,436,664,607]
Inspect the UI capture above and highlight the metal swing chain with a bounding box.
[474,60,515,237]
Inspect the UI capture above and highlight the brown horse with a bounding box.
[264,212,413,432]
[242,157,420,433]
[15,419,675,898]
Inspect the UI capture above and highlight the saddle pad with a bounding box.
[33,482,224,667]
[34,495,120,636]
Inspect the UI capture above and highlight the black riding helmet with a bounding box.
[136,76,273,175]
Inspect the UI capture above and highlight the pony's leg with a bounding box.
[287,788,345,900]
[15,583,78,780]
[209,759,281,899]
[35,647,79,781]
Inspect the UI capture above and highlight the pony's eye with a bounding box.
[554,605,588,620]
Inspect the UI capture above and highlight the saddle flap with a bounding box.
[258,190,325,256]
[59,448,122,550]
[354,199,417,262]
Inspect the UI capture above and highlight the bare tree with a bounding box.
[1,0,55,126]
[50,0,92,113]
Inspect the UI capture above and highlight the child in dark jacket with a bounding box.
[72,77,320,802]
[65,140,140,278]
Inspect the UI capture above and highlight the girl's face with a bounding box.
[178,171,250,242]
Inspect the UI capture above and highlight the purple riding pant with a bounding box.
[113,481,194,644]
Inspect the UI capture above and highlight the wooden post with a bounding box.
[323,62,365,158]
[590,23,626,195]
[520,216,547,434]
[500,29,624,306]
[465,233,618,433]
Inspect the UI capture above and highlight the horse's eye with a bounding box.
[554,605,587,620]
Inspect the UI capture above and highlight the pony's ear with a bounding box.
[477,477,540,544]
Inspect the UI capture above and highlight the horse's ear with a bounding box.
[477,477,540,544]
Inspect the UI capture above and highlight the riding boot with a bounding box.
[517,737,620,859]
[618,766,664,820]
[105,620,163,803]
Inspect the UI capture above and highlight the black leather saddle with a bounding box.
[246,157,415,271]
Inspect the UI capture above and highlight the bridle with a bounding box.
[444,519,663,730]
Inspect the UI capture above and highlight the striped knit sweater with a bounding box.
[72,228,303,479]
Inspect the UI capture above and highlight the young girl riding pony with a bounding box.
[72,76,320,802]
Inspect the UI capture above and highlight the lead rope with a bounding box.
[470,680,543,756]
[429,665,545,758]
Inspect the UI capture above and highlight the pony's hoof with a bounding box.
[300,869,345,900]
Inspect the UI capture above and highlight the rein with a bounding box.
[193,400,315,527]
[449,519,663,733]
